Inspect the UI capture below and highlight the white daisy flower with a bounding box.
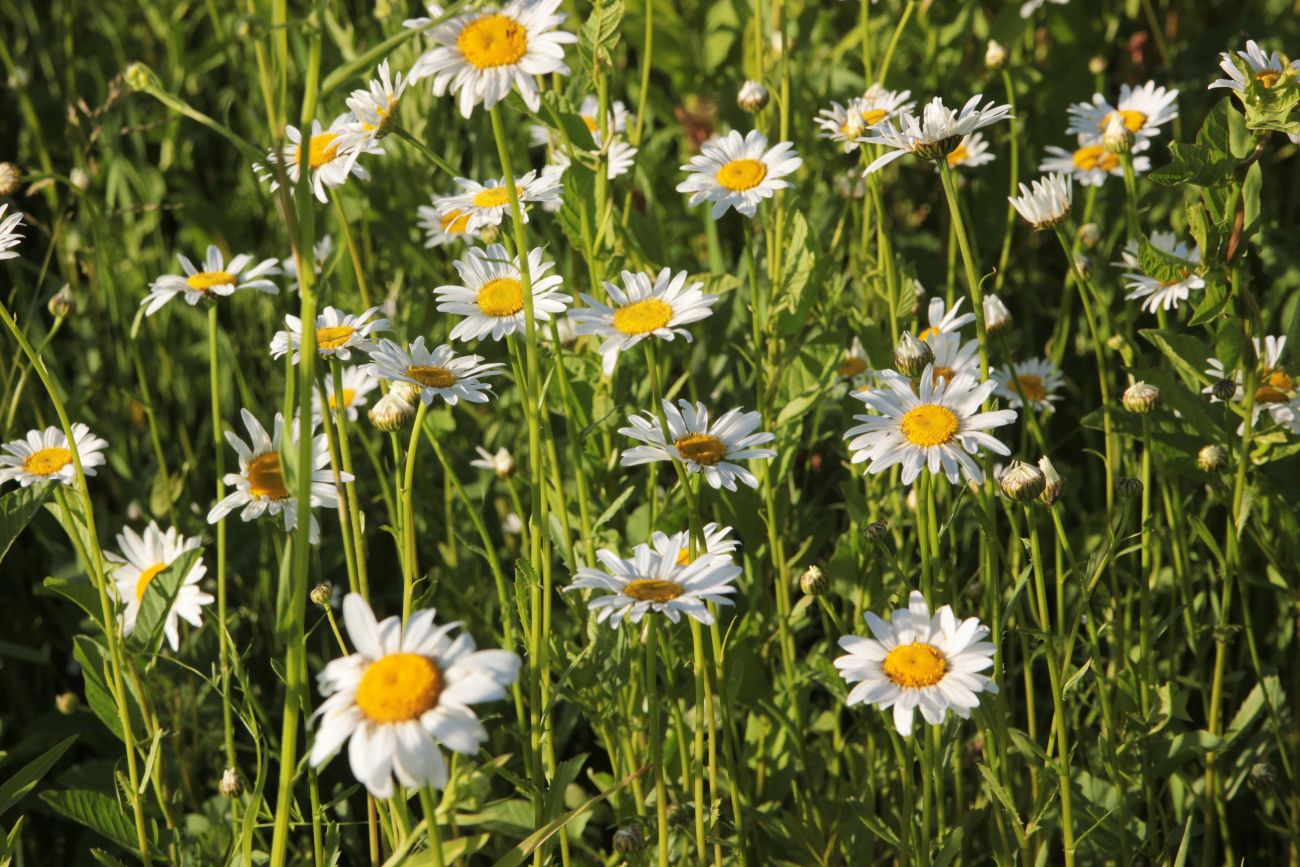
[677,130,802,219]
[340,60,407,145]
[282,235,334,293]
[365,337,503,406]
[834,590,997,736]
[649,522,740,567]
[845,366,1017,486]
[1204,336,1296,429]
[565,536,741,627]
[816,86,914,153]
[1019,0,1068,16]
[1209,40,1299,95]
[408,0,577,118]
[620,399,776,491]
[993,357,1066,414]
[569,268,718,375]
[435,171,561,232]
[271,306,389,364]
[1039,137,1150,187]
[470,446,515,478]
[108,522,211,652]
[1115,230,1204,313]
[926,331,981,388]
[530,95,638,179]
[945,133,995,169]
[0,204,24,260]
[860,94,1012,175]
[1066,81,1179,154]
[255,116,382,203]
[309,594,521,798]
[141,245,280,316]
[1009,172,1073,230]
[314,366,380,422]
[837,336,878,392]
[206,409,348,545]
[434,244,570,342]
[417,199,481,248]
[0,423,107,489]
[917,296,976,342]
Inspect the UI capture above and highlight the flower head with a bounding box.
[993,358,1065,414]
[1039,137,1149,187]
[620,399,776,491]
[142,245,280,316]
[366,337,504,406]
[434,171,561,233]
[255,116,382,203]
[434,244,570,342]
[1066,81,1179,153]
[677,130,802,219]
[271,306,389,364]
[0,423,107,488]
[1115,230,1204,313]
[860,94,1011,174]
[108,522,211,652]
[0,204,24,261]
[1009,172,1073,230]
[340,60,407,144]
[315,366,380,423]
[1210,40,1299,96]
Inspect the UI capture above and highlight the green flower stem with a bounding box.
[936,159,988,380]
[645,618,670,867]
[315,374,360,593]
[209,306,237,779]
[331,360,370,597]
[400,401,431,621]
[888,730,915,866]
[994,67,1020,293]
[1119,154,1142,243]
[418,786,447,867]
[873,0,915,85]
[394,126,459,179]
[330,191,373,309]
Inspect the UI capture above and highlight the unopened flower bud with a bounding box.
[999,460,1046,502]
[1103,115,1136,155]
[985,40,1008,70]
[612,824,647,854]
[1122,381,1161,414]
[1117,476,1143,499]
[310,582,332,606]
[737,80,769,113]
[1038,456,1064,505]
[799,565,827,596]
[55,691,80,715]
[863,519,889,541]
[48,285,75,318]
[368,391,415,432]
[1088,55,1107,75]
[983,294,1012,334]
[1211,379,1238,402]
[69,167,90,191]
[1077,222,1101,249]
[219,767,243,798]
[478,224,502,245]
[123,61,159,92]
[894,332,934,378]
[0,162,20,197]
[1249,762,1277,792]
[1197,444,1227,473]
[1074,253,1094,280]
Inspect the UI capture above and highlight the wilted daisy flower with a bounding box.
[1204,335,1296,429]
[470,446,514,477]
[1009,172,1073,230]
[1067,82,1179,153]
[994,358,1065,414]
[340,60,407,145]
[256,116,381,203]
[271,306,388,364]
[408,0,577,118]
[108,523,211,652]
[834,590,997,736]
[141,245,280,316]
[917,297,976,342]
[435,171,561,232]
[677,130,802,219]
[945,133,995,169]
[845,367,1016,485]
[1039,137,1150,186]
[927,332,980,388]
[314,366,379,422]
[417,198,480,248]
[310,594,521,798]
[206,410,347,545]
[0,423,107,488]
[366,337,503,406]
[620,399,776,491]
[569,268,717,375]
[434,244,570,342]
[650,522,740,566]
[566,536,741,627]
[282,235,333,293]
[0,204,24,260]
[860,94,1012,174]
[1116,230,1204,313]
[1209,40,1299,96]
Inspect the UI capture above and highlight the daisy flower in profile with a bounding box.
[565,536,741,627]
[569,268,718,375]
[314,367,379,422]
[282,235,333,293]
[470,446,515,478]
[434,244,570,342]
[141,245,280,316]
[417,199,481,248]
[860,94,1012,175]
[0,204,24,260]
[945,133,994,169]
[206,410,347,545]
[834,590,996,736]
[1067,82,1179,153]
[256,116,381,203]
[435,171,561,232]
[677,130,802,219]
[1209,40,1298,96]
[108,523,211,652]
[366,337,504,406]
[845,366,1016,485]
[310,594,520,798]
[1039,138,1149,187]
[1115,230,1204,313]
[649,522,740,566]
[0,423,107,488]
[271,306,388,364]
[620,399,776,491]
[340,60,407,145]
[926,332,980,388]
[1204,336,1296,429]
[1009,172,1073,230]
[917,297,975,342]
[994,358,1066,414]
[408,0,577,118]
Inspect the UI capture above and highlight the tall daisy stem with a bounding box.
[936,160,988,380]
[209,305,237,778]
[645,618,670,867]
[419,786,446,867]
[1119,154,1142,243]
[401,401,430,621]
[331,360,370,597]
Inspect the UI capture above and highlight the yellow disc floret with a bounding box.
[355,653,444,723]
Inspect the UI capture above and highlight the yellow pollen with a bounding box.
[624,579,685,603]
[22,447,73,477]
[440,210,471,234]
[135,562,168,603]
[457,14,528,69]
[1256,70,1281,88]
[315,324,357,351]
[839,356,868,378]
[899,404,960,447]
[945,144,969,166]
[186,271,237,292]
[716,158,768,192]
[1013,374,1048,402]
[675,433,727,466]
[327,389,357,410]
[861,108,888,126]
[355,653,444,723]
[882,642,948,688]
[406,365,457,389]
[612,298,673,335]
[1071,145,1121,173]
[299,133,341,170]
[247,452,291,500]
[931,366,956,386]
[477,277,525,317]
[1101,109,1147,133]
[472,185,525,209]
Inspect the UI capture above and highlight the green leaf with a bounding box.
[43,575,106,628]
[130,549,202,656]
[0,483,52,565]
[976,763,1024,827]
[1139,329,1211,383]
[592,487,635,532]
[39,789,142,850]
[1149,142,1235,188]
[578,0,623,68]
[0,736,77,817]
[1138,237,1198,285]
[543,753,587,823]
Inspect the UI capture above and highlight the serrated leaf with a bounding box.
[1149,142,1235,188]
[130,548,201,656]
[39,789,142,850]
[578,0,623,67]
[0,736,77,817]
[0,483,52,565]
[976,763,1024,827]
[1139,329,1211,383]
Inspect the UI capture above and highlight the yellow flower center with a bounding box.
[838,356,868,378]
[134,562,168,603]
[477,277,525,317]
[899,404,960,447]
[406,365,457,389]
[582,115,599,133]
[675,433,727,466]
[945,144,969,166]
[1255,370,1293,404]
[931,366,956,386]
[472,185,525,209]
[675,548,694,566]
[355,653,444,723]
[1256,69,1281,88]
[715,158,768,192]
[186,271,237,292]
[1101,109,1147,133]
[315,324,357,351]
[300,133,342,170]
[440,210,471,235]
[917,325,940,342]
[623,578,685,603]
[612,298,673,335]
[361,101,396,132]
[247,452,291,500]
[861,108,888,126]
[327,389,357,410]
[457,14,529,69]
[882,642,948,688]
[22,447,73,477]
[1071,145,1121,173]
[1013,374,1048,402]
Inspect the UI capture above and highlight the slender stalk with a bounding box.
[646,619,670,867]
[331,360,370,597]
[209,306,237,777]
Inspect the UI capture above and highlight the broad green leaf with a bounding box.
[0,483,52,565]
[130,549,202,657]
[39,789,142,851]
[578,0,624,68]
[1149,142,1235,188]
[0,736,77,817]
[43,575,106,628]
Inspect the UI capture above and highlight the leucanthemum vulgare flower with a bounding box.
[1115,230,1204,313]
[408,0,577,118]
[944,133,995,169]
[1009,172,1073,230]
[676,129,802,219]
[434,244,570,342]
[650,522,740,566]
[837,336,878,393]
[926,332,981,388]
[565,536,741,627]
[917,296,976,342]
[0,204,24,260]
[1039,136,1150,186]
[365,337,503,406]
[108,522,211,652]
[1066,81,1179,153]
[255,116,382,204]
[835,590,997,736]
[859,94,1012,174]
[0,423,107,488]
[340,60,407,146]
[434,171,562,232]
[270,306,389,364]
[845,366,1017,486]
[309,594,521,798]
[815,86,914,153]
[141,245,280,316]
[206,409,348,545]
[1209,40,1299,96]
[417,197,481,248]
[569,268,718,375]
[993,358,1066,414]
[620,399,776,491]
[314,366,379,423]
[281,235,333,293]
[1204,336,1297,430]
[529,95,638,179]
